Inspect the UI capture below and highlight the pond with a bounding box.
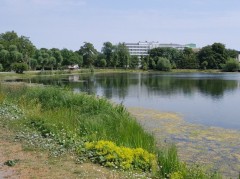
[17,72,240,130]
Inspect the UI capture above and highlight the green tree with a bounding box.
[156,57,172,71]
[177,48,198,69]
[226,49,238,59]
[130,56,139,69]
[222,58,239,72]
[11,62,28,73]
[48,56,56,71]
[198,43,228,69]
[115,43,130,68]
[0,49,9,70]
[0,31,35,67]
[0,63,3,71]
[78,42,98,67]
[99,59,107,67]
[149,47,180,64]
[0,31,18,50]
[29,58,38,70]
[102,42,114,67]
[51,48,63,69]
[112,51,119,68]
[61,49,82,67]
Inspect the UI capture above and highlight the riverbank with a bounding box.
[0,83,221,178]
[0,120,141,179]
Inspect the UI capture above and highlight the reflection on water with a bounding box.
[12,72,240,130]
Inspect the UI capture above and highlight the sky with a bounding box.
[1,0,240,51]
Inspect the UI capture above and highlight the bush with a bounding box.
[82,140,157,171]
[0,63,3,71]
[156,57,172,71]
[11,63,28,73]
[222,58,239,72]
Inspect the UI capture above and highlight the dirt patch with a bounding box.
[129,107,240,178]
[0,124,132,179]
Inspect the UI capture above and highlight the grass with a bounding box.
[0,83,222,178]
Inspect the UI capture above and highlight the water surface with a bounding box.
[13,72,240,130]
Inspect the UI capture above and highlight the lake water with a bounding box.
[18,72,240,130]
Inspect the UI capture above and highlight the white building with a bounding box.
[124,41,196,57]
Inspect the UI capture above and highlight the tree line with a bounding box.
[0,31,239,73]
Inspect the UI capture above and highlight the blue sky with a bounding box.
[1,0,240,51]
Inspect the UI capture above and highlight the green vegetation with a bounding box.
[0,30,239,73]
[222,58,239,72]
[82,140,156,171]
[0,83,221,178]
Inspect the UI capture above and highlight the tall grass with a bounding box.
[3,85,155,152]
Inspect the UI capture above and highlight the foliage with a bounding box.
[82,140,157,171]
[78,42,98,67]
[149,47,180,64]
[11,62,28,73]
[156,57,172,71]
[157,145,181,177]
[102,42,114,67]
[130,56,139,69]
[222,58,239,72]
[176,48,199,69]
[4,159,20,167]
[115,43,130,68]
[99,58,107,67]
[198,43,228,69]
[0,63,3,71]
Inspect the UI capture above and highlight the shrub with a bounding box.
[156,57,172,71]
[0,63,3,71]
[82,140,157,171]
[11,63,28,73]
[222,58,239,72]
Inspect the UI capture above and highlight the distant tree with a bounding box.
[0,44,4,51]
[201,61,208,70]
[51,48,63,69]
[197,45,215,69]
[99,59,107,67]
[48,56,56,71]
[111,51,119,68]
[37,49,50,71]
[177,48,198,69]
[226,49,238,59]
[0,63,3,71]
[78,42,98,67]
[222,58,239,72]
[0,31,18,49]
[0,31,35,68]
[115,43,130,68]
[141,56,149,69]
[149,47,180,64]
[0,49,9,70]
[11,62,28,73]
[29,58,38,70]
[198,43,228,69]
[102,42,114,67]
[156,57,172,71]
[130,56,139,69]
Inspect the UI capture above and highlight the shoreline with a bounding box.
[128,107,240,178]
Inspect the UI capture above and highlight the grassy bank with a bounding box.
[0,83,221,178]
